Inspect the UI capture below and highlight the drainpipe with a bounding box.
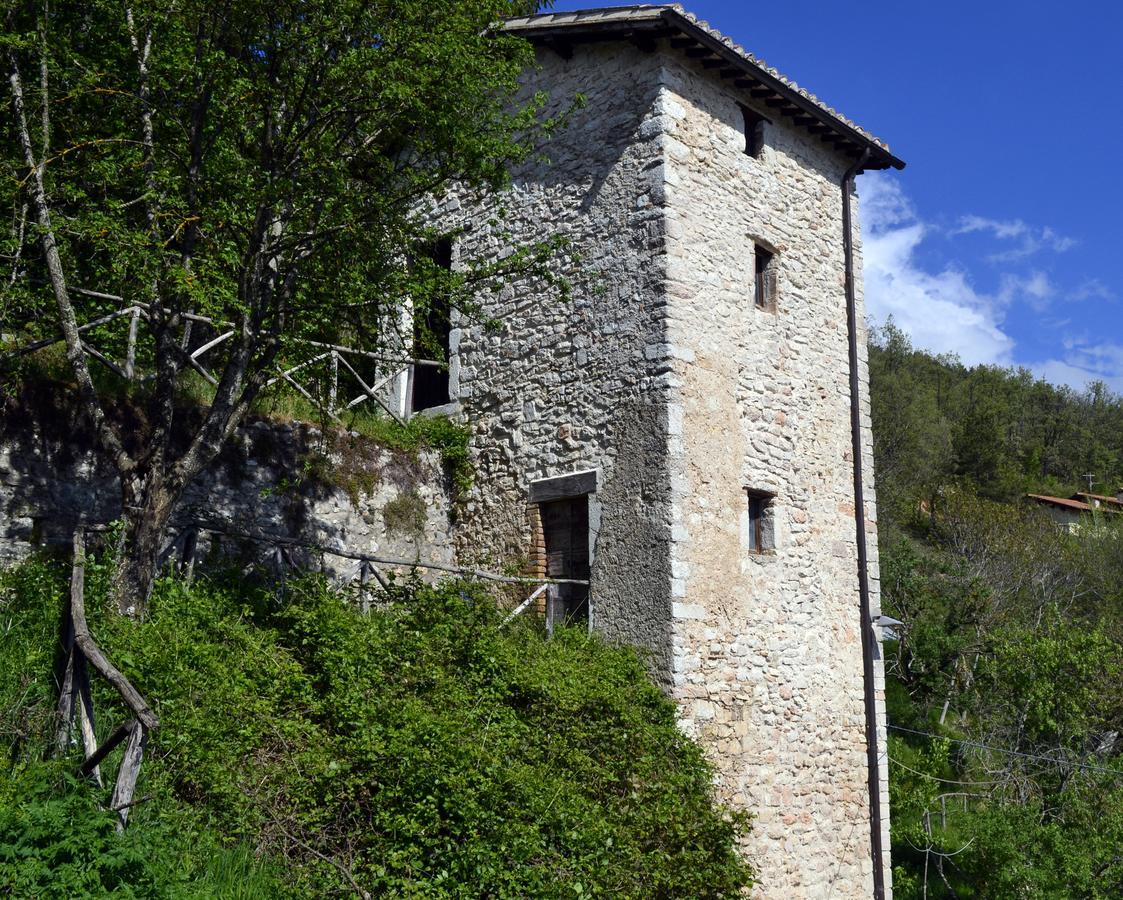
[842,148,887,900]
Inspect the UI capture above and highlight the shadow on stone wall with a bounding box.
[0,384,456,576]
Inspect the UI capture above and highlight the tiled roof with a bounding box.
[504,5,903,170]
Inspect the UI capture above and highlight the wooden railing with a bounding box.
[174,523,587,622]
[4,299,444,425]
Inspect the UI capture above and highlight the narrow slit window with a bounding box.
[754,244,777,310]
[740,104,766,158]
[746,490,775,553]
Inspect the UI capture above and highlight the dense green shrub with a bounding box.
[0,556,752,897]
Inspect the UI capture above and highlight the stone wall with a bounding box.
[443,42,678,673]
[0,407,456,577]
[656,48,890,896]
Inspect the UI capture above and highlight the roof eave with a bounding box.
[504,8,904,172]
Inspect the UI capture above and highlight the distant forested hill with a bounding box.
[869,322,1123,898]
[870,319,1123,521]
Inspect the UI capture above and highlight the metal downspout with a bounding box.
[842,148,886,900]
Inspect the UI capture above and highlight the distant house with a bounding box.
[1027,492,1121,531]
[1074,491,1123,511]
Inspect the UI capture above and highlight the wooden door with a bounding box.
[540,495,590,630]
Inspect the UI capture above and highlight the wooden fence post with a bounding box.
[110,724,148,832]
[56,606,77,755]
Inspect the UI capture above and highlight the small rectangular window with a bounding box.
[740,104,766,158]
[754,244,777,310]
[746,490,775,553]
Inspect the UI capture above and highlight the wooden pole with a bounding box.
[359,560,371,615]
[124,307,139,379]
[55,608,77,754]
[328,350,338,414]
[69,530,158,730]
[110,724,148,832]
[74,652,102,787]
[78,721,133,778]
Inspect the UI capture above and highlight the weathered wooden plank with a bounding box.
[110,724,147,832]
[69,531,159,730]
[75,653,102,787]
[79,720,132,778]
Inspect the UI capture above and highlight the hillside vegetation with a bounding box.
[0,556,752,898]
[870,323,1123,897]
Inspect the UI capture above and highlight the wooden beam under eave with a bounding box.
[545,39,573,61]
[685,46,713,58]
[702,58,724,69]
[669,36,695,48]
[750,86,772,98]
[719,67,740,80]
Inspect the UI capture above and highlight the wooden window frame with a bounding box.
[745,489,775,554]
[754,243,777,311]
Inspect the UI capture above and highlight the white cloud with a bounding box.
[858,173,1116,390]
[954,215,1029,240]
[998,271,1054,312]
[1071,278,1116,302]
[953,214,1077,262]
[1036,340,1123,394]
[858,172,1015,366]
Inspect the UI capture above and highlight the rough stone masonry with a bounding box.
[436,6,904,896]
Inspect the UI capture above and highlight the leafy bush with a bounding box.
[0,556,752,897]
[0,764,289,899]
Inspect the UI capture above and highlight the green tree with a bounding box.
[2,0,554,611]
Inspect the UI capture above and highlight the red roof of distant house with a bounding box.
[1075,492,1123,507]
[1027,494,1092,512]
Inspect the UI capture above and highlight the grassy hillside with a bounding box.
[0,556,752,898]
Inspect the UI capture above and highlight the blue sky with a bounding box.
[548,0,1123,391]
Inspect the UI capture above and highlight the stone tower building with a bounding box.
[423,6,905,896]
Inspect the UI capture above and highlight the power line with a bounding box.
[888,755,1004,787]
[889,724,1123,779]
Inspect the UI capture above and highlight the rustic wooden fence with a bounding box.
[57,528,158,831]
[172,522,587,625]
[7,296,444,425]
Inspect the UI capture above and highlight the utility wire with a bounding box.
[889,724,1123,779]
[888,755,1004,787]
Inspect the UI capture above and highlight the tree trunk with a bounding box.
[116,471,178,616]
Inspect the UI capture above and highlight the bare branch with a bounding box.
[7,52,133,473]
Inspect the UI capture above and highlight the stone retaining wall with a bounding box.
[0,408,455,578]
